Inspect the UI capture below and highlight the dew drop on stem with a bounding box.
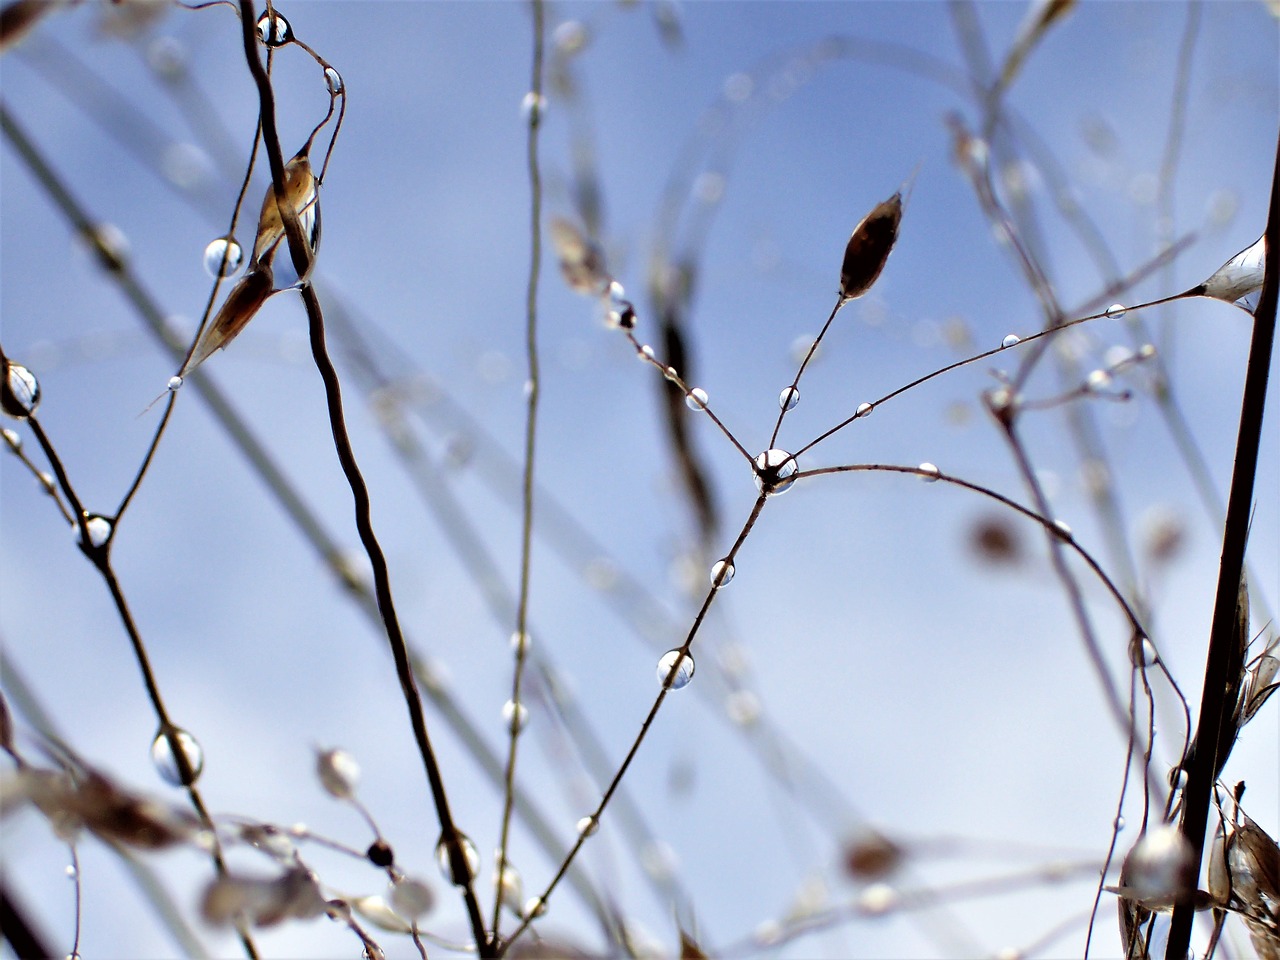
[315,747,360,799]
[1001,333,1020,348]
[855,402,873,419]
[685,387,708,411]
[657,649,695,689]
[1105,303,1127,319]
[151,727,204,786]
[434,832,479,886]
[753,449,798,496]
[778,386,800,411]
[324,66,344,96]
[2,361,40,419]
[576,815,599,837]
[501,699,528,733]
[256,11,292,46]
[710,558,735,586]
[917,462,940,482]
[521,91,547,123]
[80,514,113,548]
[203,237,243,278]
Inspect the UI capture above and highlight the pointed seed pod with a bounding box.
[181,265,275,376]
[839,192,902,301]
[252,152,321,273]
[1199,235,1265,305]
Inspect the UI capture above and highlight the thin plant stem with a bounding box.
[769,297,843,449]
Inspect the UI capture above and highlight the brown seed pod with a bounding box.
[839,192,902,301]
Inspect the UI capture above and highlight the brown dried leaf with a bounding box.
[252,152,321,275]
[202,866,327,928]
[180,266,276,376]
[679,929,709,959]
[13,768,198,849]
[839,192,902,301]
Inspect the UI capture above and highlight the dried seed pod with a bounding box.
[252,151,321,276]
[180,265,275,376]
[839,192,902,301]
[1197,235,1265,306]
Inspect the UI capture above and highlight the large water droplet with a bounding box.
[389,876,435,920]
[2,362,41,419]
[917,462,940,482]
[509,630,531,654]
[316,747,360,799]
[81,514,113,548]
[656,649,695,690]
[501,699,528,733]
[710,558,735,586]
[639,344,655,362]
[576,815,599,837]
[151,727,204,786]
[1001,333,1020,349]
[256,10,292,46]
[778,386,800,411]
[203,237,244,278]
[1129,634,1158,668]
[1085,369,1112,391]
[521,91,547,123]
[495,860,524,913]
[753,449,798,496]
[1105,303,1127,319]
[167,376,184,392]
[435,833,480,886]
[854,401,873,419]
[324,66,344,96]
[2,428,20,452]
[523,895,547,919]
[685,387,708,411]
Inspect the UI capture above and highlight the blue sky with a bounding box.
[2,2,1277,957]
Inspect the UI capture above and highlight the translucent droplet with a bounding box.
[753,448,798,496]
[1052,519,1073,539]
[553,20,588,55]
[81,514,113,548]
[710,559,735,586]
[576,816,599,837]
[1001,333,1020,348]
[1086,369,1112,391]
[2,427,21,452]
[494,860,523,912]
[316,747,360,799]
[855,401,873,418]
[65,864,77,879]
[1137,343,1156,359]
[639,344,655,362]
[151,727,204,786]
[657,649,695,690]
[509,630,531,654]
[2,362,41,419]
[857,882,899,916]
[435,833,480,886]
[778,386,800,411]
[522,895,547,919]
[203,237,244,278]
[1129,634,1158,668]
[256,10,292,46]
[502,699,529,733]
[1115,815,1127,831]
[1105,303,1127,319]
[167,375,183,392]
[324,66,344,96]
[521,91,547,123]
[917,462,940,482]
[685,388,708,411]
[389,876,435,920]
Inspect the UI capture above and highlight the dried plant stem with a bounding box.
[0,885,54,960]
[769,296,843,449]
[236,0,486,951]
[1166,128,1280,959]
[499,494,768,954]
[495,0,545,942]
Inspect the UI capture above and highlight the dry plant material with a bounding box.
[201,865,328,928]
[839,192,902,301]
[549,216,610,295]
[252,150,321,274]
[969,514,1022,564]
[1211,802,1280,957]
[842,830,904,880]
[998,0,1076,92]
[1195,235,1267,305]
[0,688,14,759]
[180,263,275,376]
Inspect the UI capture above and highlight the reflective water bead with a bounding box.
[65,864,77,879]
[202,236,243,278]
[1129,634,1158,668]
[151,727,204,786]
[521,91,547,123]
[389,876,435,920]
[523,896,547,919]
[434,833,480,886]
[639,344,655,362]
[778,386,800,411]
[82,514,113,548]
[709,558,735,586]
[1105,303,1127,319]
[2,428,20,451]
[167,375,183,392]
[316,747,360,799]
[576,815,599,837]
[509,630,531,654]
[1052,519,1073,539]
[495,860,523,911]
[857,882,899,916]
[685,387,708,411]
[1115,816,1126,831]
[2,362,40,418]
[855,402,873,418]
[1001,334,1020,348]
[656,649,695,690]
[256,10,292,46]
[1137,343,1156,359]
[753,448,798,496]
[1085,369,1112,391]
[917,462,940,482]
[324,66,344,96]
[502,699,529,733]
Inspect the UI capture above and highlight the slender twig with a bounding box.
[1166,128,1280,959]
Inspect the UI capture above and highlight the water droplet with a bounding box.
[2,362,41,419]
[202,237,243,278]
[1052,519,1073,540]
[552,20,588,55]
[608,280,626,302]
[1114,815,1127,831]
[522,895,547,919]
[855,401,873,418]
[65,864,77,879]
[656,649,695,690]
[778,386,800,411]
[150,727,204,786]
[639,344,655,362]
[2,428,21,452]
[1137,343,1156,359]
[1001,333,1020,348]
[495,860,523,912]
[753,449,798,496]
[435,833,480,886]
[167,375,184,392]
[1105,303,1127,319]
[509,630,531,654]
[389,876,435,920]
[1129,634,1158,667]
[917,462,940,482]
[1085,370,1112,391]
[576,816,599,837]
[256,10,292,46]
[685,387,708,411]
[521,91,547,122]
[502,699,529,733]
[81,514,113,548]
[857,882,898,916]
[324,66,344,96]
[316,747,360,799]
[709,559,735,586]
